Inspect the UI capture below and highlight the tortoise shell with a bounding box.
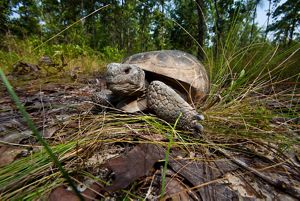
[123,50,209,102]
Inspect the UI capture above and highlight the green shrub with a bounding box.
[102,46,125,62]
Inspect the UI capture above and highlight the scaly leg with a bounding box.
[147,81,204,133]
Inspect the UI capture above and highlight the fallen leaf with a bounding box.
[0,146,27,167]
[101,144,165,192]
[168,158,240,200]
[49,183,102,201]
[49,186,80,201]
[162,176,200,201]
[43,126,59,138]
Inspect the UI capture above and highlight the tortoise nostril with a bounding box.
[124,67,131,74]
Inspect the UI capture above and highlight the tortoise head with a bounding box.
[106,63,147,96]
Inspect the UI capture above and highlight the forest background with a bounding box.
[0,0,299,80]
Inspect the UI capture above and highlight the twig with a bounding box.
[207,139,300,199]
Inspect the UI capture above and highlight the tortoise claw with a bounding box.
[192,123,204,137]
[194,124,204,132]
[194,114,205,121]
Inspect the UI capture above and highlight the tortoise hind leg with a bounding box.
[147,80,204,133]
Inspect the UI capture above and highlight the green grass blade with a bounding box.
[160,113,181,197]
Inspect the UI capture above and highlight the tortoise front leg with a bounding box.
[147,81,204,133]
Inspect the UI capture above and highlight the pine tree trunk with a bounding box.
[250,2,258,42]
[265,0,271,40]
[213,0,221,58]
[195,0,205,61]
[288,18,296,45]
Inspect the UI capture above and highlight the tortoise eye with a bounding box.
[124,67,131,74]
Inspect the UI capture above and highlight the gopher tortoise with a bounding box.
[94,50,209,132]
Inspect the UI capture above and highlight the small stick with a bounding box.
[207,139,300,199]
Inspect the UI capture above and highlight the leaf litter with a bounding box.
[0,68,300,200]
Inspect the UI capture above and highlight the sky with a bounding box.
[256,0,287,28]
[256,3,269,27]
[256,1,271,28]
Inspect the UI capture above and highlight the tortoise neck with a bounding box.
[128,80,148,97]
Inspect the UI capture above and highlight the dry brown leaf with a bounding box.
[49,183,102,201]
[43,126,59,138]
[101,144,165,192]
[162,177,199,201]
[0,146,27,167]
[49,186,80,201]
[169,159,241,200]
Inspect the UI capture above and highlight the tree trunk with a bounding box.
[264,0,271,40]
[0,0,9,36]
[213,0,221,58]
[195,0,205,61]
[160,0,165,49]
[140,5,149,52]
[250,1,258,42]
[284,28,289,45]
[288,18,296,45]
